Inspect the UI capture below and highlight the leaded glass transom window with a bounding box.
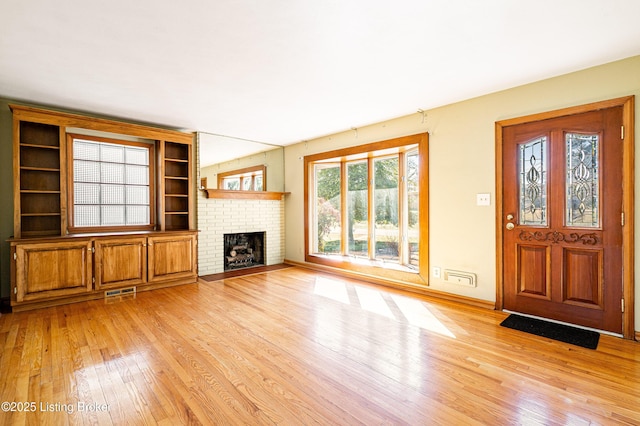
[519,136,547,226]
[72,137,152,228]
[566,133,599,227]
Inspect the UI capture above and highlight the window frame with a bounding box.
[304,133,429,285]
[66,133,156,233]
[217,165,266,191]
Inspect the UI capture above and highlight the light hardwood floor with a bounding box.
[1,267,639,425]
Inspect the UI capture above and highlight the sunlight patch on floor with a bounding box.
[391,294,456,338]
[354,285,395,319]
[312,276,456,338]
[313,276,350,304]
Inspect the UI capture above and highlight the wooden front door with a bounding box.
[502,106,624,333]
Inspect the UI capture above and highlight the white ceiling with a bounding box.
[2,0,640,165]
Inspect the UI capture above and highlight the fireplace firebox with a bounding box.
[223,232,265,270]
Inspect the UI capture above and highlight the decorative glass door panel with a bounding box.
[566,133,599,228]
[519,136,547,226]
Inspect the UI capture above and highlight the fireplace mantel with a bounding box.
[201,188,289,200]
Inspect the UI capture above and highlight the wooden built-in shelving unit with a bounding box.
[9,104,198,311]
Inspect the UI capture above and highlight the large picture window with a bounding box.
[304,133,428,283]
[68,134,155,232]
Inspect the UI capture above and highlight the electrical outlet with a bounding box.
[476,193,491,206]
[433,267,441,279]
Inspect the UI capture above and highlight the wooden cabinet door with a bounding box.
[94,237,147,289]
[147,233,197,282]
[15,240,92,302]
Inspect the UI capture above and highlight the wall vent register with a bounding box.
[444,270,477,287]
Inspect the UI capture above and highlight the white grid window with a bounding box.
[72,138,151,228]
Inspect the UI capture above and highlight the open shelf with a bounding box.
[165,161,189,178]
[165,177,189,195]
[20,145,60,170]
[21,212,62,217]
[20,121,59,147]
[165,157,189,163]
[164,142,189,161]
[21,215,62,236]
[164,213,189,231]
[165,196,189,213]
[19,169,61,192]
[20,192,61,215]
[16,120,62,238]
[20,143,60,150]
[161,140,191,231]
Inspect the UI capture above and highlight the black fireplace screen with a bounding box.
[223,232,265,270]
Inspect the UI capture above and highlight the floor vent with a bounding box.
[105,287,137,298]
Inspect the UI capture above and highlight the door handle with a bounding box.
[506,223,515,231]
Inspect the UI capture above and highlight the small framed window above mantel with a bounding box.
[218,165,266,191]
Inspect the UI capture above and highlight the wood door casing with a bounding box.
[501,106,624,333]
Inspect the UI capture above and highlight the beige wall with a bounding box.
[0,99,14,299]
[283,55,640,331]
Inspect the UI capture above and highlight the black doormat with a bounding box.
[500,314,600,349]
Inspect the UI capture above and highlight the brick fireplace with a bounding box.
[197,195,285,275]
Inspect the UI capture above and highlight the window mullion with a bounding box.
[367,157,375,260]
[98,154,103,226]
[123,157,128,226]
[398,151,407,266]
[340,161,348,256]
